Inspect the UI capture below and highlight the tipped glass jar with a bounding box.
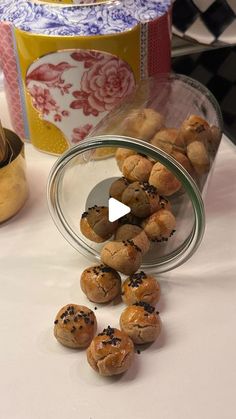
[47,74,223,273]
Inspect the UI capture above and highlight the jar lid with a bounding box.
[47,135,205,273]
[0,0,171,36]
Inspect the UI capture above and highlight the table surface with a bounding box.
[0,92,236,419]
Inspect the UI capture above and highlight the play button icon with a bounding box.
[108,198,131,222]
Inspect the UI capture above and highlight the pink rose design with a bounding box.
[71,51,103,68]
[28,84,59,115]
[70,56,135,116]
[72,124,93,144]
[70,90,99,117]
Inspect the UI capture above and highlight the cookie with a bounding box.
[54,304,97,349]
[121,271,160,306]
[121,181,160,218]
[109,177,129,202]
[122,154,153,183]
[178,114,212,146]
[149,162,181,196]
[100,240,142,276]
[151,128,184,154]
[114,224,150,255]
[142,209,176,242]
[186,141,210,175]
[87,326,134,376]
[120,302,161,344]
[80,206,118,243]
[121,108,164,141]
[115,148,137,171]
[80,264,121,303]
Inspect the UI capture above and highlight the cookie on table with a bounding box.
[80,205,118,243]
[80,264,121,303]
[121,181,160,218]
[121,271,160,306]
[100,240,142,276]
[54,304,97,349]
[122,154,153,183]
[120,302,161,344]
[142,209,176,242]
[114,224,150,255]
[87,326,134,376]
[109,177,129,202]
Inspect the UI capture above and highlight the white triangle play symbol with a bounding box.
[108,198,131,222]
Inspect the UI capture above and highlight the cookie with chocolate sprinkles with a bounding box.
[80,264,121,303]
[80,206,118,243]
[142,208,176,242]
[53,304,97,349]
[122,271,160,306]
[120,303,161,344]
[121,181,160,218]
[114,224,150,255]
[100,239,142,276]
[87,327,134,376]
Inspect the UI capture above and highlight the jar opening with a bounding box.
[47,135,205,273]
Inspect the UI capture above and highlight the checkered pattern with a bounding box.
[172,46,236,144]
[172,0,236,45]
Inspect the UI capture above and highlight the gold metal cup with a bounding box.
[0,128,28,223]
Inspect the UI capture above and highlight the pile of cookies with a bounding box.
[54,269,161,377]
[117,109,221,190]
[53,109,221,377]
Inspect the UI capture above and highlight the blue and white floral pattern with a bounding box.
[0,0,171,36]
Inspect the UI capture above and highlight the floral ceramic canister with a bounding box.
[0,0,172,155]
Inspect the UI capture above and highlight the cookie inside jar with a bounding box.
[48,74,222,273]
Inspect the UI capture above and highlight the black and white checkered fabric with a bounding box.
[172,0,236,45]
[172,46,236,143]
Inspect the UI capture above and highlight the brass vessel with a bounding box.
[0,128,28,223]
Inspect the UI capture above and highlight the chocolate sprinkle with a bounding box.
[140,182,158,196]
[134,301,155,314]
[128,271,147,287]
[90,264,113,276]
[102,337,121,346]
[125,239,141,252]
[58,306,94,327]
[100,265,113,273]
[98,326,122,347]
[98,326,114,337]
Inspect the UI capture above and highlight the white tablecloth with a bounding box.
[0,92,236,419]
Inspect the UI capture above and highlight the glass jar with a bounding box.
[47,74,223,273]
